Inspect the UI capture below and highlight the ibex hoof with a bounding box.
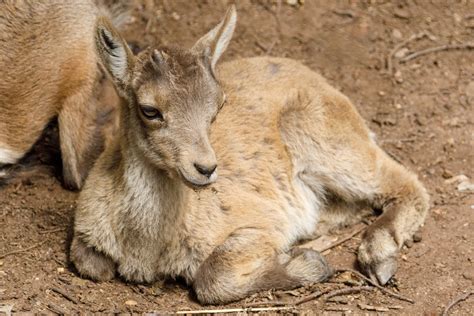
[358,229,399,285]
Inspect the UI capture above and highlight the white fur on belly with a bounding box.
[0,145,23,164]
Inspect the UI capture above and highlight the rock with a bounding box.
[395,47,410,59]
[466,82,474,98]
[286,0,298,6]
[413,233,422,242]
[442,117,461,127]
[57,267,65,273]
[392,28,403,40]
[125,300,138,306]
[405,240,414,248]
[442,169,453,179]
[394,70,403,83]
[171,12,180,21]
[71,278,87,287]
[444,174,468,184]
[453,13,462,24]
[457,180,474,192]
[462,268,474,281]
[394,8,411,19]
[0,305,13,316]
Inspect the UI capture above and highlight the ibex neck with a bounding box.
[118,142,189,235]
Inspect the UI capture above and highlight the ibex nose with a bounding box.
[194,163,217,178]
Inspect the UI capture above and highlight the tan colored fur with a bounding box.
[0,0,124,189]
[71,7,429,304]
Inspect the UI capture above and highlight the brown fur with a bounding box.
[0,0,125,189]
[71,6,429,304]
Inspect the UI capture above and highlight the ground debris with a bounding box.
[358,303,390,312]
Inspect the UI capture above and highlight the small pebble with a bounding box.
[394,47,409,59]
[453,13,462,24]
[171,12,180,21]
[466,82,474,98]
[442,169,453,179]
[394,70,403,83]
[405,240,414,248]
[125,300,138,306]
[394,8,410,19]
[462,270,473,281]
[392,28,403,40]
[413,233,422,242]
[57,267,65,273]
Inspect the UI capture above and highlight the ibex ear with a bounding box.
[192,5,237,73]
[95,17,134,92]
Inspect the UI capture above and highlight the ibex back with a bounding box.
[0,0,125,189]
[71,6,429,304]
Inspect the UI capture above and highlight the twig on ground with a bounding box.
[332,9,356,19]
[176,306,294,314]
[386,32,428,75]
[47,302,68,315]
[294,288,334,305]
[38,228,65,235]
[325,306,350,312]
[50,287,80,305]
[0,241,46,259]
[335,268,415,303]
[400,43,474,63]
[358,303,390,312]
[323,286,374,301]
[389,305,404,310]
[442,291,474,316]
[319,225,366,253]
[244,300,289,307]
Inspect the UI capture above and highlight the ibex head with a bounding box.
[95,6,236,186]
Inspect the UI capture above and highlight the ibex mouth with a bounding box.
[178,168,216,190]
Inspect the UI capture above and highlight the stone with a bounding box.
[395,47,410,59]
[413,233,422,243]
[392,28,403,40]
[466,82,474,98]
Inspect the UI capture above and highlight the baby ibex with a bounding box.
[0,0,126,189]
[71,6,429,304]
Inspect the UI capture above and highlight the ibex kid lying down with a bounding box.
[0,0,125,189]
[71,6,429,304]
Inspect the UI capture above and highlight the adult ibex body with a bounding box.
[0,0,126,189]
[71,7,429,304]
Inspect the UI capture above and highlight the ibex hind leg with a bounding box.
[279,90,429,285]
[58,85,110,190]
[193,227,332,305]
[70,236,116,281]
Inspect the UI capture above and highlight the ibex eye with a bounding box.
[140,105,163,120]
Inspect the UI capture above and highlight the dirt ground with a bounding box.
[1,0,473,314]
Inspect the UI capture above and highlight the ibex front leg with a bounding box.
[357,153,429,285]
[193,227,332,304]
